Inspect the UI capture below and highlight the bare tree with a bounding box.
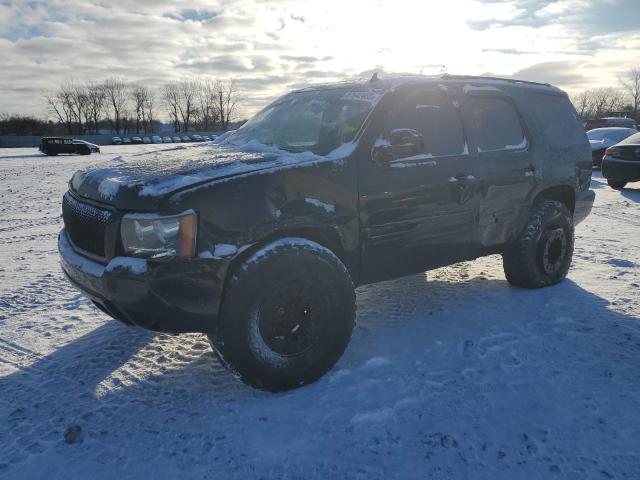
[68,82,89,134]
[44,86,75,134]
[103,77,129,134]
[177,79,198,132]
[571,90,593,119]
[86,83,106,134]
[214,80,240,131]
[130,84,149,134]
[620,67,640,120]
[143,89,156,134]
[195,78,219,131]
[162,82,181,133]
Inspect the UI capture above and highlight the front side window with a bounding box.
[385,90,467,157]
[468,97,526,152]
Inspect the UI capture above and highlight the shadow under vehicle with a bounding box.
[39,137,100,156]
[58,74,595,391]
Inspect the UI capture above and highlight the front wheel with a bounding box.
[503,200,574,289]
[607,179,627,190]
[210,238,356,391]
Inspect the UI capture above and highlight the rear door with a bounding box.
[358,87,481,283]
[462,93,537,247]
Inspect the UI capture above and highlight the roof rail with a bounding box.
[441,74,551,87]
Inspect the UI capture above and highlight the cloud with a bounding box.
[0,0,638,118]
[510,61,588,87]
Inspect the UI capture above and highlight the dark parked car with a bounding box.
[602,131,640,189]
[181,135,192,142]
[191,134,204,142]
[112,136,122,145]
[122,137,131,144]
[59,75,594,391]
[131,136,143,144]
[587,127,637,166]
[39,137,100,156]
[585,117,637,130]
[172,136,181,143]
[152,136,163,143]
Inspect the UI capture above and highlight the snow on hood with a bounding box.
[70,139,354,210]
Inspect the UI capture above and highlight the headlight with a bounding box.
[120,210,197,259]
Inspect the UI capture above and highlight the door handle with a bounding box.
[524,164,536,176]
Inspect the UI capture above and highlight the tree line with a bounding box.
[570,68,640,121]
[40,77,240,136]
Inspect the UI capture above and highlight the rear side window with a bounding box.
[530,94,588,147]
[386,91,467,157]
[468,97,526,152]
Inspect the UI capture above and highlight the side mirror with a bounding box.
[372,128,424,166]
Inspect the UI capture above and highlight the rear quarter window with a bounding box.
[529,94,587,147]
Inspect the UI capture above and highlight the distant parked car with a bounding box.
[202,135,211,141]
[172,136,181,142]
[131,136,143,144]
[191,134,203,142]
[602,131,640,189]
[39,137,100,156]
[181,135,192,142]
[585,117,638,130]
[586,128,637,167]
[112,136,122,145]
[123,137,132,144]
[162,136,173,143]
[152,136,163,143]
[143,137,151,144]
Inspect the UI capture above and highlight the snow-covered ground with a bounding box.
[0,145,639,479]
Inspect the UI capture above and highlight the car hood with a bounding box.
[70,143,322,210]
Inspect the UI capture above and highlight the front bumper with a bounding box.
[574,189,595,226]
[602,157,640,183]
[58,229,229,333]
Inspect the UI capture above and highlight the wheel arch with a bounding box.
[229,226,354,280]
[531,185,576,214]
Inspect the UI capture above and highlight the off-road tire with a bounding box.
[607,179,627,190]
[503,200,574,289]
[210,238,356,391]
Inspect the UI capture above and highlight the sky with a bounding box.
[0,0,639,120]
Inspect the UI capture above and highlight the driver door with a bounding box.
[358,87,481,283]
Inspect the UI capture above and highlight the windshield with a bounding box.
[587,128,636,142]
[227,88,380,155]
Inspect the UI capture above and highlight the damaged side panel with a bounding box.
[163,156,361,281]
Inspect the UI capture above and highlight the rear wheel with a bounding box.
[210,238,356,391]
[503,200,574,288]
[607,179,627,190]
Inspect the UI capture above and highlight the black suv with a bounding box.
[40,137,100,156]
[59,75,594,391]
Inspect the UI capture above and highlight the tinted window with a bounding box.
[587,128,636,143]
[531,95,587,147]
[468,97,526,152]
[618,132,640,145]
[386,91,466,157]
